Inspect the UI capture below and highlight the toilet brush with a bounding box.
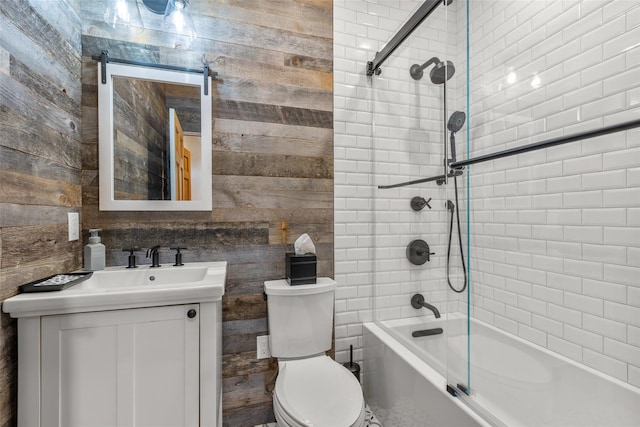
[343,344,361,382]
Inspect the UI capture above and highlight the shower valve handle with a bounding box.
[416,249,435,257]
[411,196,432,211]
[407,239,435,265]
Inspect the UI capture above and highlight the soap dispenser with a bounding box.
[84,228,106,271]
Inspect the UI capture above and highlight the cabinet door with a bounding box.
[41,304,199,427]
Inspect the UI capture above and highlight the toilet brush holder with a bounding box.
[342,345,361,383]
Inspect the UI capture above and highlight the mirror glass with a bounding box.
[98,62,212,211]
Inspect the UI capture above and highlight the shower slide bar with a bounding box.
[378,118,640,190]
[366,0,446,76]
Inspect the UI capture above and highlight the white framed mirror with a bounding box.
[98,62,212,211]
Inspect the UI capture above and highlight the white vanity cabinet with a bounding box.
[40,304,200,427]
[2,262,226,427]
[16,301,221,427]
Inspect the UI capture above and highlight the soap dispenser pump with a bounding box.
[84,228,106,271]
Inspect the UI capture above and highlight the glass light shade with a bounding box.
[163,0,197,44]
[103,0,144,34]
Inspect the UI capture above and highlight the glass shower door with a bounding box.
[369,0,460,385]
[440,0,471,405]
[367,0,475,423]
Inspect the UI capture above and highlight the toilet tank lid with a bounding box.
[264,278,337,296]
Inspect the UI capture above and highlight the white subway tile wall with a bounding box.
[466,0,640,388]
[335,0,640,388]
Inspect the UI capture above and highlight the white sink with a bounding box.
[79,263,220,288]
[2,261,227,317]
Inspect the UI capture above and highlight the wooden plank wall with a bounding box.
[80,1,333,425]
[0,0,83,425]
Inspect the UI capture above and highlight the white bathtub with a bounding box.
[364,316,640,426]
[363,319,487,427]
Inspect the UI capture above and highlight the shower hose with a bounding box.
[447,175,467,293]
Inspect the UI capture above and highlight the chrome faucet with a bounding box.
[146,245,161,268]
[411,294,441,318]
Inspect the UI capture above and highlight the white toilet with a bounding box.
[264,277,365,427]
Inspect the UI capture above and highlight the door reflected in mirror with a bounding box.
[98,62,212,211]
[169,108,201,201]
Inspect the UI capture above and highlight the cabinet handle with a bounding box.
[187,309,197,319]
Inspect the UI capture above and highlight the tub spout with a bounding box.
[411,294,441,318]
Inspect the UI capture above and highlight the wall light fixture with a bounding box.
[103,0,144,34]
[104,0,197,42]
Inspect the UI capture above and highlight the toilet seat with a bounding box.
[273,355,364,427]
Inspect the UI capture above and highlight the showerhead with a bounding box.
[447,111,466,133]
[430,60,455,84]
[410,57,456,83]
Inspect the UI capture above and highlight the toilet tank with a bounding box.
[264,278,337,358]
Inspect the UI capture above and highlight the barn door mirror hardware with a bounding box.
[93,50,216,95]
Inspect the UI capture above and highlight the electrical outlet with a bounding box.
[68,213,79,241]
[257,335,271,359]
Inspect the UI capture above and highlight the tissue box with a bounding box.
[286,253,317,285]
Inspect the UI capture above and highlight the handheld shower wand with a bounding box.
[447,111,466,164]
[446,111,467,294]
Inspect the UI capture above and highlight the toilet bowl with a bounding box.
[273,355,365,427]
[264,278,365,427]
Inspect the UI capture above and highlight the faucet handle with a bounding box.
[122,248,140,269]
[170,247,187,266]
